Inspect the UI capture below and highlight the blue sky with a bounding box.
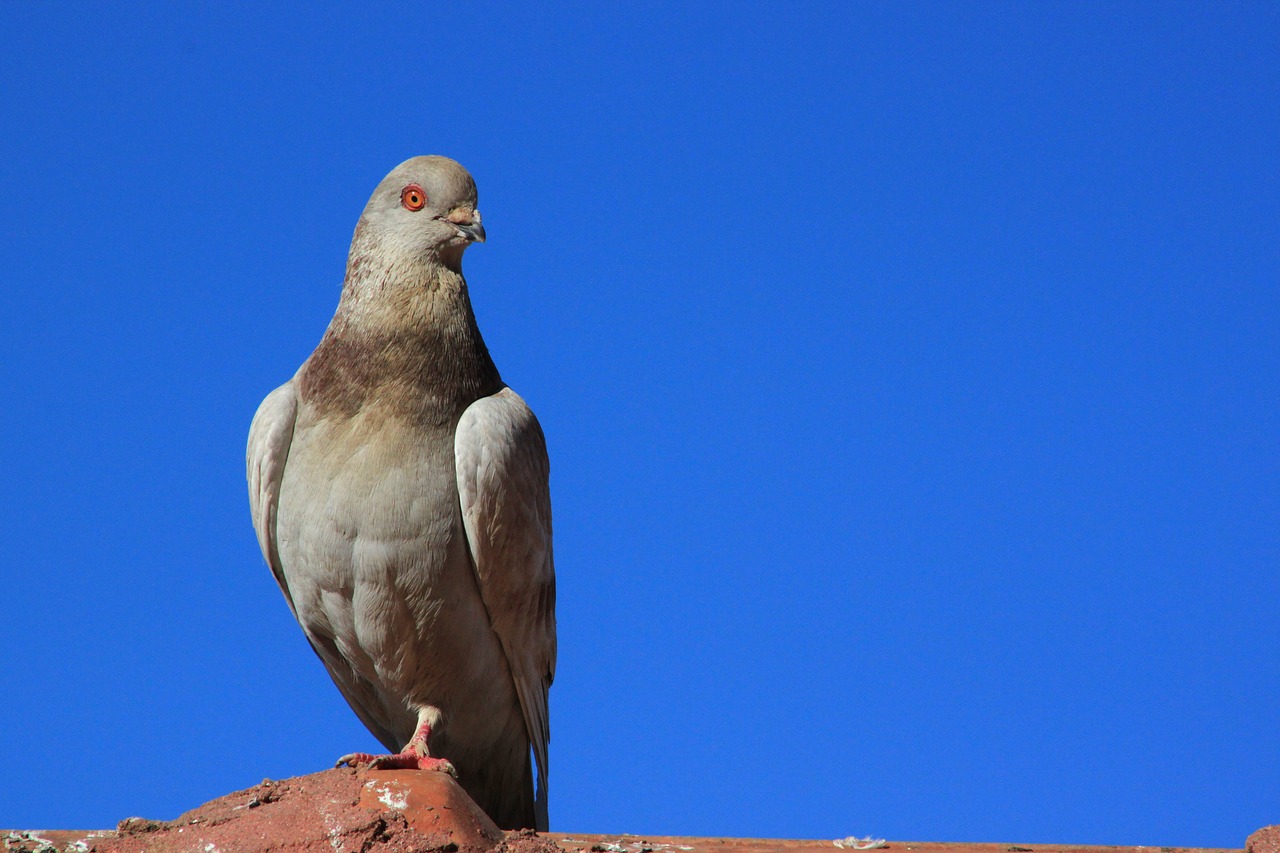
[1,3,1276,847]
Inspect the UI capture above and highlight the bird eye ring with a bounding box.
[401,184,427,211]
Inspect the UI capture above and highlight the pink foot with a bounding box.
[335,719,456,776]
[335,750,457,775]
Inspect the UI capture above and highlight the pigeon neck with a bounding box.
[300,262,504,422]
[333,260,476,335]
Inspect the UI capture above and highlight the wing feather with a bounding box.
[455,387,556,831]
[247,382,300,616]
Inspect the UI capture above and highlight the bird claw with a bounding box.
[335,752,377,769]
[417,757,458,777]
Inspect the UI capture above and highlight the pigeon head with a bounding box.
[352,155,485,270]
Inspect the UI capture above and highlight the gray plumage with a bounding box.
[247,156,555,830]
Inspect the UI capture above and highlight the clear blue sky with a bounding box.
[1,3,1275,847]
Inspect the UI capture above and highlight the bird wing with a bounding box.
[454,387,557,830]
[247,381,300,617]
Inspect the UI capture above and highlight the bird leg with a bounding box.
[336,718,457,776]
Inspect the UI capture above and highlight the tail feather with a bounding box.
[534,768,548,831]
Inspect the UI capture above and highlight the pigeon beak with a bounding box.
[446,208,486,243]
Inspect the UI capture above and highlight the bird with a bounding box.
[246,156,556,831]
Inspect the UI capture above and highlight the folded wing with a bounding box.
[454,387,557,831]
[247,383,300,617]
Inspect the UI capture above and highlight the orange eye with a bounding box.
[401,184,427,211]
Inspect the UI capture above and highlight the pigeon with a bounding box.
[247,156,556,831]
